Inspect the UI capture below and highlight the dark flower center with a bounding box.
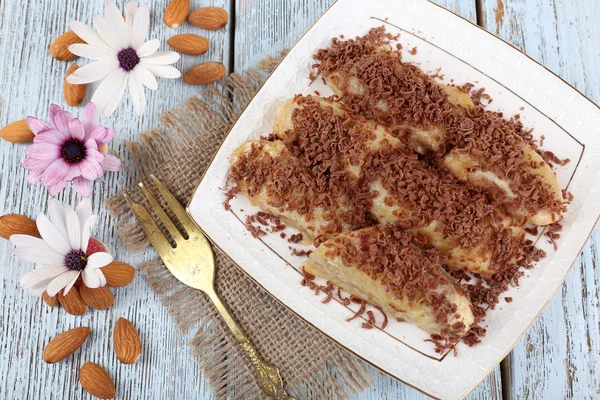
[64,249,87,271]
[61,139,86,164]
[118,47,140,71]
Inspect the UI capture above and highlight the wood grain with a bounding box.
[0,0,597,398]
[478,0,600,399]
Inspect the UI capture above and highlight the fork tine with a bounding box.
[138,182,184,242]
[123,192,173,256]
[149,174,199,234]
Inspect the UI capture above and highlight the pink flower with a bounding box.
[24,103,121,197]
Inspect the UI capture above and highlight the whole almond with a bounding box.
[183,62,226,85]
[0,120,34,144]
[50,30,85,61]
[79,362,116,399]
[101,262,135,287]
[58,286,88,316]
[79,285,114,310]
[114,318,142,364]
[164,0,190,28]
[64,64,86,106]
[42,291,59,308]
[42,327,90,363]
[167,34,210,55]
[0,214,39,240]
[188,7,228,30]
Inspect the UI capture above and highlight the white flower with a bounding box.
[11,199,113,297]
[66,0,181,117]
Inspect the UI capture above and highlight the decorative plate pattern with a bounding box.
[188,0,600,398]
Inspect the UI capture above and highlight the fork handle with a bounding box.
[207,290,295,400]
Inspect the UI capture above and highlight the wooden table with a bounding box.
[1,0,598,398]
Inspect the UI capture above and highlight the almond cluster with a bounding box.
[42,318,141,399]
[163,0,227,85]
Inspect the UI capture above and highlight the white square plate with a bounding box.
[188,0,600,398]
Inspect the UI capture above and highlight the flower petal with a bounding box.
[49,104,72,124]
[86,125,108,144]
[67,60,119,85]
[20,266,69,289]
[47,270,80,297]
[79,157,104,180]
[68,43,116,61]
[26,117,52,135]
[47,180,68,196]
[27,279,55,296]
[68,118,85,141]
[141,51,180,65]
[133,65,158,90]
[104,0,127,46]
[70,20,111,49]
[82,267,102,288]
[36,214,71,254]
[82,102,99,132]
[65,205,81,250]
[87,252,114,269]
[74,176,92,198]
[14,246,65,264]
[10,234,52,249]
[100,129,115,146]
[41,159,70,187]
[130,4,149,49]
[62,272,80,295]
[93,14,122,51]
[27,169,44,184]
[87,148,104,163]
[136,39,159,57]
[76,198,94,223]
[90,68,127,111]
[23,156,54,171]
[140,64,181,79]
[26,143,61,160]
[102,73,129,118]
[80,215,97,252]
[51,110,73,135]
[125,1,138,32]
[96,268,107,286]
[33,129,67,146]
[102,154,122,171]
[48,198,69,241]
[128,69,146,116]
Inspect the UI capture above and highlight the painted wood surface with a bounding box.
[478,1,600,399]
[0,0,597,399]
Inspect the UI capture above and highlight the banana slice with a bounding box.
[304,224,475,337]
[319,52,563,225]
[230,140,359,240]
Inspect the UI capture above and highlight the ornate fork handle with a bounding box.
[207,291,294,400]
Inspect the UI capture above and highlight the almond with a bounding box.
[64,64,86,106]
[113,318,142,364]
[50,30,85,61]
[79,285,114,310]
[42,327,90,363]
[167,34,210,55]
[0,120,34,144]
[79,362,116,399]
[0,214,39,240]
[101,262,136,287]
[58,286,88,316]
[188,7,228,30]
[164,0,190,28]
[183,62,226,85]
[42,291,59,308]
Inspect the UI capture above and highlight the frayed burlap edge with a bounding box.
[106,54,374,399]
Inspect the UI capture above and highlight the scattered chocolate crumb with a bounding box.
[408,46,417,55]
[505,297,513,303]
[280,232,286,239]
[288,233,304,243]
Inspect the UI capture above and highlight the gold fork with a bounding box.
[124,175,294,400]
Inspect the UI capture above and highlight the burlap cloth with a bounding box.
[106,54,374,399]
